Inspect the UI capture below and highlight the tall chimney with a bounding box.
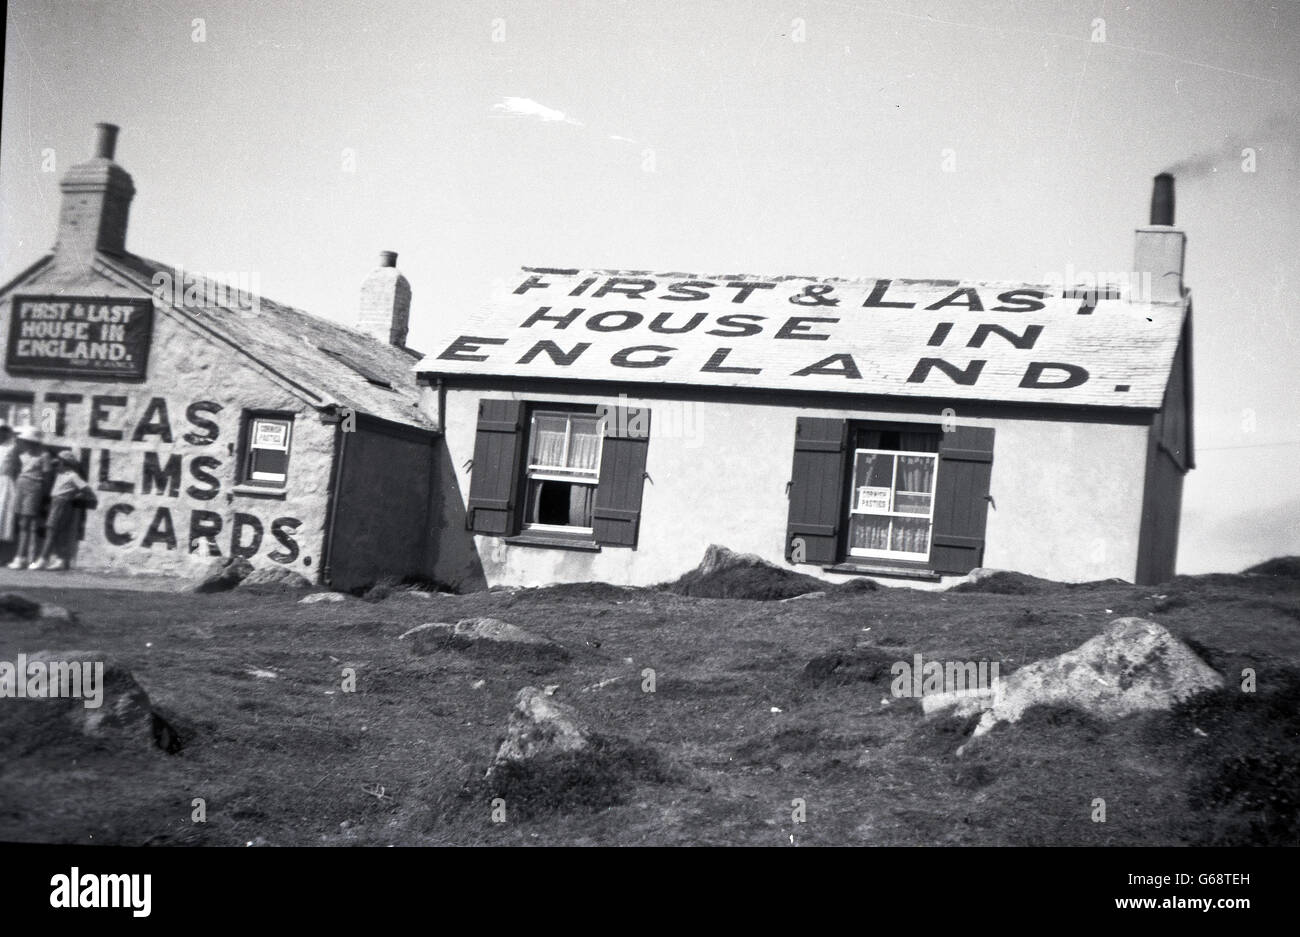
[1133,173,1186,304]
[55,123,136,265]
[357,250,411,347]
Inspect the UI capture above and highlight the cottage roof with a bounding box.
[413,267,1190,410]
[101,252,434,430]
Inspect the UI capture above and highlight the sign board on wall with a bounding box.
[6,295,153,381]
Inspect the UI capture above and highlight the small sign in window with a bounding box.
[247,417,292,485]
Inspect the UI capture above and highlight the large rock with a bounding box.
[237,566,313,594]
[965,617,1223,738]
[0,649,180,753]
[697,544,769,576]
[492,686,592,766]
[0,592,43,620]
[399,618,569,661]
[192,556,254,593]
[664,544,829,600]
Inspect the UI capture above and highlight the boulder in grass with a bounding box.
[0,592,43,620]
[237,566,313,594]
[966,617,1223,740]
[38,604,78,624]
[193,556,254,593]
[663,544,829,601]
[299,592,347,604]
[948,569,1057,595]
[0,649,180,754]
[400,618,570,661]
[492,686,592,767]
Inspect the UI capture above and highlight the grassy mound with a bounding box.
[949,571,1058,595]
[1244,556,1300,579]
[802,646,905,687]
[472,736,674,819]
[1162,665,1300,845]
[663,563,829,601]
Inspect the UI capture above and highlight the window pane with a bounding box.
[853,451,894,489]
[528,479,594,528]
[530,415,569,467]
[849,514,891,551]
[890,517,930,554]
[567,417,601,471]
[250,447,288,480]
[894,492,932,515]
[897,455,935,493]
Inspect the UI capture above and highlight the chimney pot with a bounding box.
[357,252,411,347]
[94,123,120,160]
[55,123,135,263]
[1150,172,1175,226]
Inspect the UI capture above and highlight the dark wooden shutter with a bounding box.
[592,406,651,546]
[930,426,996,573]
[785,417,848,564]
[465,398,525,535]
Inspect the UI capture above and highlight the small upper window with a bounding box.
[244,415,293,487]
[524,410,603,533]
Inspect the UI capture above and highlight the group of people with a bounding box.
[0,424,96,571]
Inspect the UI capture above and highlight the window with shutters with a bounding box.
[239,412,294,488]
[523,410,603,534]
[787,418,993,576]
[465,397,651,549]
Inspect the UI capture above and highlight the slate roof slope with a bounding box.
[414,267,1190,410]
[106,252,433,430]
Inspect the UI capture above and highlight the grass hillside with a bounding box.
[1,564,1297,846]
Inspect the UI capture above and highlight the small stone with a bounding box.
[299,592,346,604]
[193,557,254,593]
[400,618,569,661]
[237,567,313,594]
[38,604,78,624]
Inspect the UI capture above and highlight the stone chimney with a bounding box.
[357,250,411,346]
[56,123,136,265]
[1133,173,1186,304]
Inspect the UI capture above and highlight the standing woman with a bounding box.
[8,427,51,569]
[0,424,16,544]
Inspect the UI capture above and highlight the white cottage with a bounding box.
[414,178,1192,590]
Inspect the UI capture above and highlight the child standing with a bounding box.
[8,427,51,569]
[33,450,93,571]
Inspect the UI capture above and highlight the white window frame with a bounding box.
[245,416,293,486]
[847,447,940,562]
[524,410,603,534]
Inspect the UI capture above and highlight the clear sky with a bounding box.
[2,0,1297,574]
